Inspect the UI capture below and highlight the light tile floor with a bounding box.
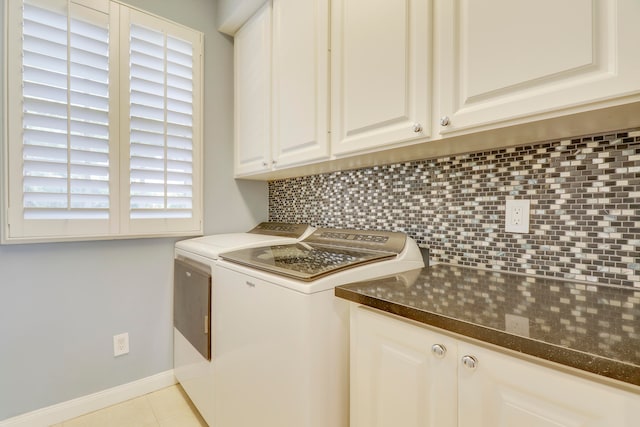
[51,385,207,427]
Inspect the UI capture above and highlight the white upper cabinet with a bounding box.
[235,0,329,177]
[272,0,330,168]
[234,3,272,176]
[331,0,431,156]
[436,0,640,134]
[234,0,640,180]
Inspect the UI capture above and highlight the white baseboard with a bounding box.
[0,370,177,427]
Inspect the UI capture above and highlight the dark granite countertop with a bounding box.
[335,263,640,388]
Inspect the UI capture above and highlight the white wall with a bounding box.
[0,0,267,420]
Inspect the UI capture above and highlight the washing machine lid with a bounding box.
[175,222,312,260]
[219,228,407,281]
[219,243,396,281]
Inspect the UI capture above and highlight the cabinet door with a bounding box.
[350,307,457,427]
[437,0,640,134]
[331,0,431,156]
[234,3,272,176]
[458,342,638,427]
[271,0,330,168]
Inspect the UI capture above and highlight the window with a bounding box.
[4,0,203,242]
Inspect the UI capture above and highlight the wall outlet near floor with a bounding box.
[113,332,129,357]
[505,199,530,233]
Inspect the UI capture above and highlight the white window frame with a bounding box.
[3,0,203,243]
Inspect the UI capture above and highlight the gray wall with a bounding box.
[0,0,267,420]
[216,0,266,34]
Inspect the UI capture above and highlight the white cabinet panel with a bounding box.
[438,0,640,133]
[350,307,457,427]
[331,0,431,155]
[464,0,592,98]
[272,0,330,167]
[235,0,329,177]
[234,0,640,181]
[234,3,272,175]
[351,306,640,427]
[458,342,637,427]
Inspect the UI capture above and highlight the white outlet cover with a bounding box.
[113,332,129,357]
[505,199,530,233]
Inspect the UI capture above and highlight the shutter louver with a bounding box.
[129,25,194,220]
[22,3,110,221]
[7,0,202,242]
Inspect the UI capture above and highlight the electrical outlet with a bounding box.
[505,314,530,337]
[512,207,522,225]
[505,199,530,233]
[113,333,129,357]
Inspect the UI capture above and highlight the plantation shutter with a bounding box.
[22,2,110,220]
[5,0,202,242]
[128,23,196,220]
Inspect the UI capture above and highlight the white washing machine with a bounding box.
[173,223,313,425]
[213,228,425,427]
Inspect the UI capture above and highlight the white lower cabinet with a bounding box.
[351,306,457,427]
[458,342,637,427]
[351,306,639,427]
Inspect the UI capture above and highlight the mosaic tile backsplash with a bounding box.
[269,129,640,288]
